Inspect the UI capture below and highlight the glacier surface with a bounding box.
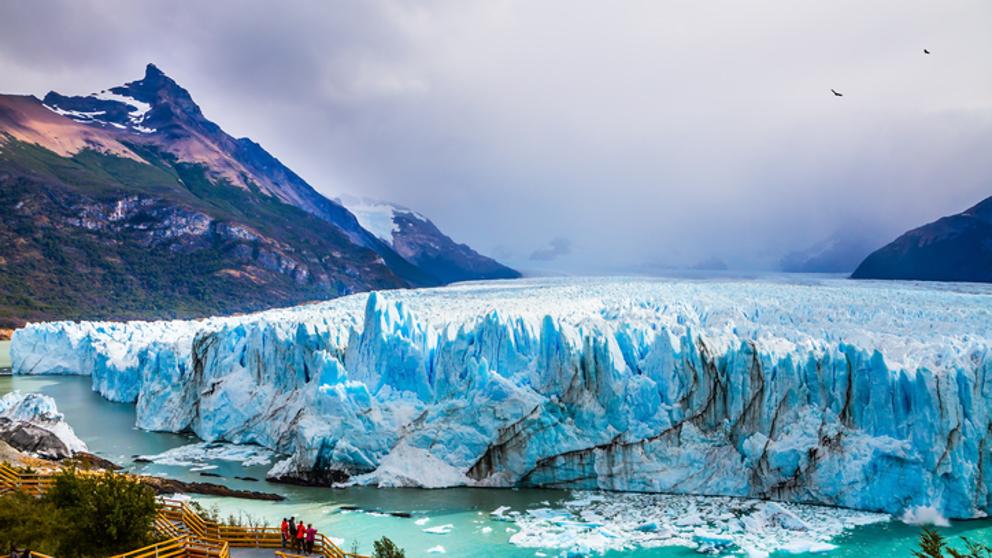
[11,277,992,518]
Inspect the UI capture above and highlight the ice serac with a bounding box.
[0,391,87,459]
[11,278,992,518]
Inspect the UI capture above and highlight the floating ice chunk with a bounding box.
[137,442,275,467]
[426,546,445,554]
[481,527,493,534]
[508,491,887,556]
[423,524,454,535]
[780,540,837,553]
[415,518,430,526]
[350,442,469,488]
[757,502,809,531]
[693,531,735,551]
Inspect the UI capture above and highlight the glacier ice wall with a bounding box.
[11,277,992,518]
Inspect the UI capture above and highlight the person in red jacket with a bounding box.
[305,524,317,554]
[296,520,306,551]
[280,518,289,549]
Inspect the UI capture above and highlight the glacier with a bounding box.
[10,277,992,518]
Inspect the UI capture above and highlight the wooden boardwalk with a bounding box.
[1,464,368,558]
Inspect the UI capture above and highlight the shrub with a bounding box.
[372,536,406,558]
[914,527,992,558]
[0,491,60,554]
[44,468,159,558]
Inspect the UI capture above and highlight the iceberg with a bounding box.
[136,441,275,468]
[0,391,87,459]
[11,277,992,518]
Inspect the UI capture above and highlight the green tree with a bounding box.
[914,528,992,558]
[43,468,159,558]
[372,536,406,558]
[0,491,60,554]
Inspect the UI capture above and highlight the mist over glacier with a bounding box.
[12,277,992,519]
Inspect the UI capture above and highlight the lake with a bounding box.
[3,373,992,557]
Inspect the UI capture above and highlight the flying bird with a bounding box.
[924,49,931,54]
[831,89,843,97]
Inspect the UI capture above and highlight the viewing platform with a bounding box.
[0,463,369,558]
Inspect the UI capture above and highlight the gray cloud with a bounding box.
[1,0,991,273]
[529,237,572,262]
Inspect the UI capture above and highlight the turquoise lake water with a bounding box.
[3,373,992,557]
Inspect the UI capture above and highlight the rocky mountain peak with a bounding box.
[41,63,213,137]
[144,62,165,79]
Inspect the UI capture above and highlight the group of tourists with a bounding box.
[281,516,318,554]
[8,546,32,558]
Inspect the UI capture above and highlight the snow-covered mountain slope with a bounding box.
[12,277,992,517]
[338,196,520,284]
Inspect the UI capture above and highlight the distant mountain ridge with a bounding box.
[852,195,992,283]
[0,64,516,325]
[780,227,891,274]
[339,196,520,284]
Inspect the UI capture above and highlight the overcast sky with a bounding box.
[2,0,991,273]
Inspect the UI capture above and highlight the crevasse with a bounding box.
[11,277,992,518]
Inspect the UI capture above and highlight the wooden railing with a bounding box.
[1,466,368,558]
[107,537,187,558]
[158,499,221,539]
[157,498,367,558]
[106,535,230,558]
[0,463,56,495]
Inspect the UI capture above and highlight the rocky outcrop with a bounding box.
[0,419,77,460]
[138,475,284,501]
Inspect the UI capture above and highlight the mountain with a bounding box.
[852,195,992,283]
[780,227,890,273]
[338,197,520,284]
[0,64,515,326]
